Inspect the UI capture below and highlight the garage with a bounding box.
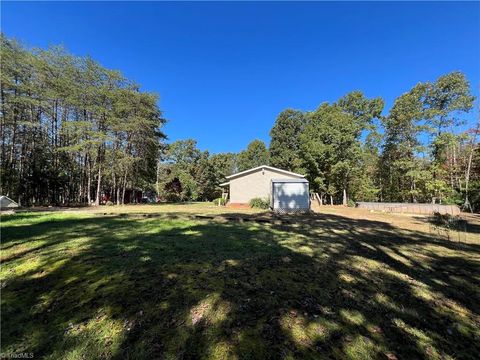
[220,165,308,206]
[271,179,310,213]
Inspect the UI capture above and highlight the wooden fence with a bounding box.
[356,202,460,215]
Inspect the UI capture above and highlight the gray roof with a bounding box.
[225,165,305,180]
[0,195,19,209]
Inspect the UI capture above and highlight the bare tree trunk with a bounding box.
[156,160,161,198]
[51,100,58,205]
[450,156,454,189]
[87,159,91,205]
[8,90,18,169]
[452,143,458,189]
[121,170,128,205]
[79,154,86,203]
[79,181,83,204]
[342,188,347,206]
[410,178,417,203]
[8,114,18,197]
[112,172,116,204]
[464,121,479,212]
[95,164,102,206]
[0,86,6,194]
[117,186,121,206]
[330,195,333,206]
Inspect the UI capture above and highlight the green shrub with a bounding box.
[442,196,463,206]
[348,199,356,207]
[212,197,227,206]
[429,212,467,241]
[249,197,270,209]
[106,201,114,206]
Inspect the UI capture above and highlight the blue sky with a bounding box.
[2,1,479,153]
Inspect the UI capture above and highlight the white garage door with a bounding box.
[272,181,309,212]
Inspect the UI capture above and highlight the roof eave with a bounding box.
[225,165,305,180]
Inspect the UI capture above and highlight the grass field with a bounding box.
[17,202,266,216]
[1,204,479,359]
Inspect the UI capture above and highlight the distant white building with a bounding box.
[220,165,310,212]
[0,196,19,210]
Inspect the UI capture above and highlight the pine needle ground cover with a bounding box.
[1,210,479,360]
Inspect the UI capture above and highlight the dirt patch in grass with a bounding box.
[1,209,479,359]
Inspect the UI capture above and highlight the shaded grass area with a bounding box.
[1,211,479,359]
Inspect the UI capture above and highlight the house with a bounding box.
[220,165,310,212]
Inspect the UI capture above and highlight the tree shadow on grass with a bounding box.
[1,212,479,359]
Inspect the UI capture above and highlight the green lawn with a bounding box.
[1,210,479,359]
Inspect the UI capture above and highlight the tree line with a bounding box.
[157,73,479,211]
[1,35,479,211]
[1,35,165,206]
[267,77,479,210]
